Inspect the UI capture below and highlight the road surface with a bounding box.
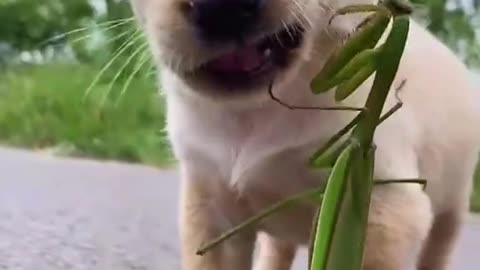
[0,147,478,270]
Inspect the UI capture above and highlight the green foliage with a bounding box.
[411,0,480,66]
[0,62,173,167]
[0,0,137,64]
[472,165,480,211]
[0,0,94,50]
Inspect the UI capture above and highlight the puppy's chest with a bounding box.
[191,117,331,243]
[169,103,336,188]
[169,100,351,243]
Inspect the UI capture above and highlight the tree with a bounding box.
[0,0,94,51]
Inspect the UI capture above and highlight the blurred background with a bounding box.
[0,1,479,205]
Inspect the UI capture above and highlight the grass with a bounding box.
[0,62,174,168]
[471,165,480,212]
[0,61,479,211]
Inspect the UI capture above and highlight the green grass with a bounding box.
[471,165,480,212]
[0,62,174,167]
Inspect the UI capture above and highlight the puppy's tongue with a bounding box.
[207,45,265,72]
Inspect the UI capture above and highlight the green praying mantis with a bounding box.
[195,0,428,269]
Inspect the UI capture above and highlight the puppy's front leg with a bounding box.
[363,184,433,270]
[362,144,434,270]
[179,168,256,270]
[254,233,297,270]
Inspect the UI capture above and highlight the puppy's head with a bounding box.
[130,0,360,101]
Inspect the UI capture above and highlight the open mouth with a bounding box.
[193,23,305,88]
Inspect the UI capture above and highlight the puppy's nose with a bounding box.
[187,0,264,42]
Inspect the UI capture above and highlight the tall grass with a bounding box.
[0,62,174,167]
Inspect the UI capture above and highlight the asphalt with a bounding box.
[0,147,478,270]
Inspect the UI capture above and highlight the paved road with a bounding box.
[0,147,478,270]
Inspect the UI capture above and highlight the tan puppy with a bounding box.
[129,0,480,269]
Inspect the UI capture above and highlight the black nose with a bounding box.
[187,0,264,42]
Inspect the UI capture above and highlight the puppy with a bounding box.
[129,0,480,269]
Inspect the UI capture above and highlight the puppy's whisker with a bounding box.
[82,30,143,102]
[300,12,313,29]
[168,57,176,73]
[38,17,135,47]
[145,68,158,78]
[318,2,334,13]
[292,0,313,28]
[316,3,329,13]
[98,17,136,26]
[173,52,185,75]
[282,20,295,42]
[68,34,93,45]
[100,42,149,106]
[114,48,153,106]
[101,29,137,46]
[288,7,305,29]
[144,60,158,78]
[274,32,286,49]
[69,28,134,46]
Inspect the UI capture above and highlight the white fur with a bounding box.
[166,19,480,215]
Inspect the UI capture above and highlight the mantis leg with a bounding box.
[196,188,324,255]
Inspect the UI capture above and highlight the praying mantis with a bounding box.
[195,0,428,269]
